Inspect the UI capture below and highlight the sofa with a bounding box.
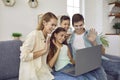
[102,54,120,80]
[0,40,120,80]
[0,40,22,80]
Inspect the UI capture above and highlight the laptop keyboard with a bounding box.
[63,67,75,73]
[69,70,75,74]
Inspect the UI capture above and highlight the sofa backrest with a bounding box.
[0,40,22,80]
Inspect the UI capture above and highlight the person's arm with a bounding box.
[87,28,98,46]
[90,40,97,46]
[48,49,61,68]
[20,31,36,62]
[101,46,105,55]
[33,45,48,59]
[20,31,49,62]
[48,39,61,68]
[67,46,75,64]
[87,28,106,55]
[33,36,50,59]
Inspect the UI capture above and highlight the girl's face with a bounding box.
[44,18,57,34]
[60,20,70,31]
[54,31,67,44]
[73,21,84,33]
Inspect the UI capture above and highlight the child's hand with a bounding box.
[87,28,97,43]
[66,32,71,39]
[52,39,61,50]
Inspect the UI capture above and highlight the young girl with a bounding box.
[19,12,58,80]
[69,13,107,80]
[47,27,97,80]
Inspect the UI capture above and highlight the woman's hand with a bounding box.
[33,36,51,59]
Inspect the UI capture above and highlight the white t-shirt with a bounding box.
[73,33,85,50]
[55,45,70,71]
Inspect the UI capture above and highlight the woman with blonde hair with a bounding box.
[19,12,58,80]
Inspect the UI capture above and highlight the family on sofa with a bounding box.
[0,12,120,80]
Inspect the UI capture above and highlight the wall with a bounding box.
[102,0,118,34]
[84,0,104,33]
[1,0,119,55]
[84,0,102,33]
[84,0,97,30]
[83,0,120,56]
[84,0,118,34]
[0,0,117,41]
[0,0,67,41]
[101,0,120,56]
[105,35,120,56]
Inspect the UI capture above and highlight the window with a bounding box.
[67,0,80,18]
[67,0,80,30]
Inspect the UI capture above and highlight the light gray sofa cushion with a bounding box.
[0,40,22,80]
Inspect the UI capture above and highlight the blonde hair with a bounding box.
[37,12,58,30]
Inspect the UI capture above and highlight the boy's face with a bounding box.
[60,20,70,31]
[73,21,84,33]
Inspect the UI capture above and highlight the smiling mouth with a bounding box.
[60,39,65,43]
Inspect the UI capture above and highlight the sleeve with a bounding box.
[96,35,102,45]
[20,31,36,62]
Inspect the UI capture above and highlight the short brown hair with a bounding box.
[37,12,58,30]
[60,15,70,24]
[72,14,84,26]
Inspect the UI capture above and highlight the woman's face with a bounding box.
[60,20,70,31]
[44,18,57,34]
[73,21,84,33]
[54,31,67,44]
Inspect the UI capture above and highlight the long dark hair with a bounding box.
[47,27,67,63]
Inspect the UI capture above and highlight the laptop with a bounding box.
[62,45,102,76]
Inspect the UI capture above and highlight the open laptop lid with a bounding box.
[75,45,102,75]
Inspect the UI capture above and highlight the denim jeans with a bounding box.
[89,66,107,80]
[102,58,120,80]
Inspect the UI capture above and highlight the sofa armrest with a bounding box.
[104,54,120,61]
